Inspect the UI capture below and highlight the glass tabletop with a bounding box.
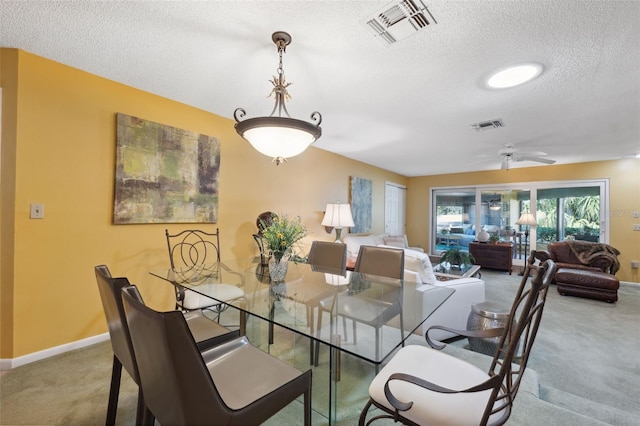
[150,259,455,365]
[433,262,482,280]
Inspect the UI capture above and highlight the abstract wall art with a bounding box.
[114,113,221,224]
[350,176,372,233]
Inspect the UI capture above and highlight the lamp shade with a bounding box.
[321,204,355,228]
[516,213,537,226]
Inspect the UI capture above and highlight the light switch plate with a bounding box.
[30,203,44,219]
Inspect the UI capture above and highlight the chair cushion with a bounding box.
[202,337,305,410]
[369,345,503,425]
[182,283,244,310]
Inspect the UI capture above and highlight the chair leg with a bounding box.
[352,319,357,344]
[136,388,155,426]
[314,309,323,366]
[106,355,122,426]
[304,385,312,426]
[342,316,348,341]
[308,306,315,365]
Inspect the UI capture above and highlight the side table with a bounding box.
[466,301,514,356]
[469,242,513,274]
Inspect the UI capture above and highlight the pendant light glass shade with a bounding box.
[236,116,321,159]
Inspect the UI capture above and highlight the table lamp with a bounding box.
[322,203,355,243]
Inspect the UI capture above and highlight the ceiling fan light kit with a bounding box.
[234,31,322,165]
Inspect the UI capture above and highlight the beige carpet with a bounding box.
[2,270,639,425]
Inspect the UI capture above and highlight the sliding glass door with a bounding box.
[431,180,608,259]
[433,189,475,252]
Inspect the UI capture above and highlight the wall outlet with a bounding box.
[634,224,640,231]
[632,260,639,269]
[30,203,44,219]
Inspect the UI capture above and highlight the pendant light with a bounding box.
[234,31,322,165]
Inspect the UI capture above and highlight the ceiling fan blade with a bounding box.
[516,150,548,157]
[518,155,556,164]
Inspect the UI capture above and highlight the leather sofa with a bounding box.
[534,241,620,302]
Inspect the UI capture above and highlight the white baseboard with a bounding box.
[0,333,110,370]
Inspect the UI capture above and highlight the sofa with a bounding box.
[534,241,620,302]
[443,226,477,247]
[342,233,423,261]
[343,233,486,341]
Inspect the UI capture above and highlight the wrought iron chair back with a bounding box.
[165,228,222,309]
[483,256,556,424]
[165,228,221,272]
[358,255,557,426]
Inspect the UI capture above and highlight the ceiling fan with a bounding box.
[486,144,556,170]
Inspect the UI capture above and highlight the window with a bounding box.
[431,180,608,261]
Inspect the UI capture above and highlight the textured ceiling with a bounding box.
[1,0,639,176]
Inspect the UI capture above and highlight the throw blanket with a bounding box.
[566,240,621,274]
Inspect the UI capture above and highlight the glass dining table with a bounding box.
[150,258,454,424]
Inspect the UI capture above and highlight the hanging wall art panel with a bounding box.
[114,113,220,224]
[350,176,372,233]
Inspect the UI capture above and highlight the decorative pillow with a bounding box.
[383,235,407,248]
[465,228,475,235]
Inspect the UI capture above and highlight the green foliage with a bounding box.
[260,214,308,263]
[440,247,476,267]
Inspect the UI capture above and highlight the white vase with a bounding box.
[477,229,490,242]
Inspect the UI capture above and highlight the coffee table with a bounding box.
[433,262,482,280]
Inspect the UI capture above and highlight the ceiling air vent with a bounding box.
[470,119,505,131]
[364,0,437,46]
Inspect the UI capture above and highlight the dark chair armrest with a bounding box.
[532,250,552,263]
[425,325,505,350]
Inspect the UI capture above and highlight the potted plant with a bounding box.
[489,234,501,244]
[260,214,308,282]
[440,247,476,270]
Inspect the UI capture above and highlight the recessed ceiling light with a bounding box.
[486,63,544,89]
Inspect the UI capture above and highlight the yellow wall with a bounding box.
[406,160,640,283]
[1,49,638,360]
[0,49,407,358]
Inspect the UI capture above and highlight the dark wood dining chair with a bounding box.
[358,258,557,426]
[121,285,312,426]
[94,265,238,426]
